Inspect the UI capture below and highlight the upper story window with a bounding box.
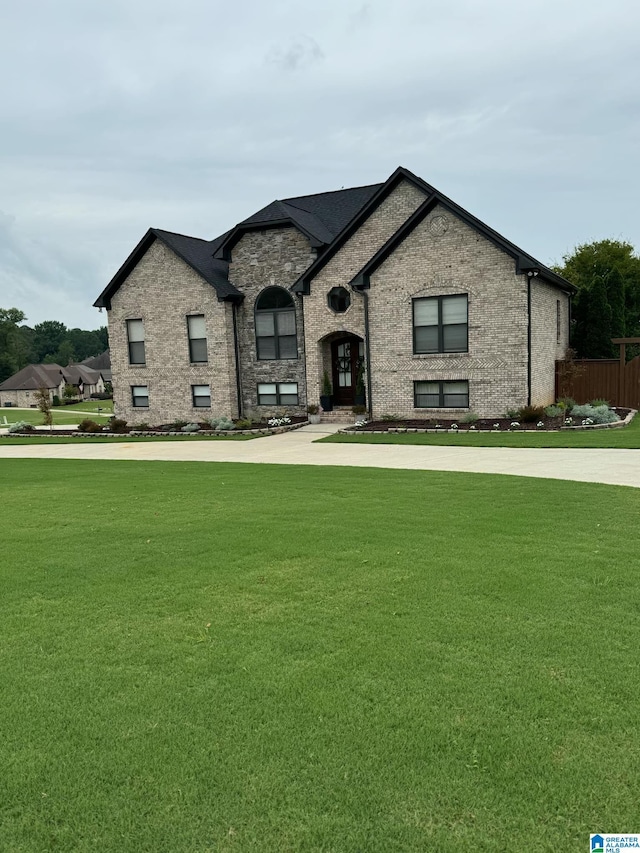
[328,287,351,313]
[187,314,208,363]
[413,294,468,354]
[126,319,146,364]
[255,287,297,360]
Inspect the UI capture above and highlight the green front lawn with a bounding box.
[2,460,638,851]
[0,406,113,426]
[322,411,640,448]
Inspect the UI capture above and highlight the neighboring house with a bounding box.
[0,363,104,407]
[81,351,112,385]
[94,166,575,423]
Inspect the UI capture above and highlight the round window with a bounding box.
[328,287,351,313]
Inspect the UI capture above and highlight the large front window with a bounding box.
[413,295,468,354]
[126,319,146,364]
[414,380,469,408]
[255,288,297,360]
[257,383,299,405]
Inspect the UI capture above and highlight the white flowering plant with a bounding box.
[268,417,292,427]
[510,421,520,430]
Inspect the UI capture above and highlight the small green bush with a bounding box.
[590,398,609,408]
[544,405,564,418]
[52,395,61,407]
[557,397,576,412]
[170,420,188,430]
[570,404,619,424]
[109,418,128,433]
[181,422,201,433]
[132,422,151,431]
[505,408,520,419]
[234,419,253,429]
[77,419,101,433]
[461,412,479,424]
[209,416,235,430]
[518,405,546,423]
[8,420,35,433]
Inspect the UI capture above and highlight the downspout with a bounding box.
[356,287,373,416]
[231,301,243,418]
[525,268,540,407]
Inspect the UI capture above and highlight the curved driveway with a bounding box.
[1,423,640,488]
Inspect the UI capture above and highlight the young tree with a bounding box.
[34,386,53,428]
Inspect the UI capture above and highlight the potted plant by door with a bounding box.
[307,404,321,425]
[320,370,333,412]
[352,403,367,422]
[354,362,366,407]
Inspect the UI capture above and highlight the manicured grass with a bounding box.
[322,412,640,448]
[2,460,639,851]
[0,433,257,444]
[0,406,113,426]
[62,399,114,415]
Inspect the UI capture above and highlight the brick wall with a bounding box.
[108,239,237,424]
[366,204,530,419]
[531,279,570,407]
[302,180,427,405]
[228,226,315,416]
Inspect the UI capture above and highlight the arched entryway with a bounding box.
[330,334,365,406]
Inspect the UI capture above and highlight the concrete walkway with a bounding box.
[1,422,640,488]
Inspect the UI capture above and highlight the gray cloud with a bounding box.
[0,0,639,327]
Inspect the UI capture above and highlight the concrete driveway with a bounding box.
[1,423,640,488]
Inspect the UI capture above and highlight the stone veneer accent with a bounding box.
[302,180,427,405]
[109,239,237,424]
[228,226,315,416]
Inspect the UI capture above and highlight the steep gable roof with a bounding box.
[213,184,382,260]
[80,350,111,370]
[291,167,575,295]
[62,365,102,386]
[0,363,64,392]
[93,228,242,310]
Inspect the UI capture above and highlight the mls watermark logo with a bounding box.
[591,835,640,851]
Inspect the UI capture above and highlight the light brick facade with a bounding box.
[101,169,573,423]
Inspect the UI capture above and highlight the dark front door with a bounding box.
[331,336,363,406]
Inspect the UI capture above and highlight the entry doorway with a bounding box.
[331,335,364,406]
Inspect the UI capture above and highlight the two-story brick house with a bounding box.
[94,167,575,423]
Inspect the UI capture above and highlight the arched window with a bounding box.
[255,287,297,360]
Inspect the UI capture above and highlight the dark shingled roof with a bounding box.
[0,363,64,391]
[81,350,111,371]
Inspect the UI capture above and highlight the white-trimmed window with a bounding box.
[131,385,149,407]
[192,384,211,407]
[413,295,468,354]
[414,380,469,408]
[127,319,146,364]
[257,382,299,405]
[255,288,297,360]
[187,315,208,363]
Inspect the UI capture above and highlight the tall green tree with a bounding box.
[554,240,640,357]
[0,308,28,382]
[33,320,67,362]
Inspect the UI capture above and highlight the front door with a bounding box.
[331,336,364,406]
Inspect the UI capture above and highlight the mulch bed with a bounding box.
[5,416,308,436]
[349,408,631,432]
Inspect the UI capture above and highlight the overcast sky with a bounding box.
[1,0,639,330]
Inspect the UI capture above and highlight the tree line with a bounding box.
[553,239,640,359]
[0,309,108,383]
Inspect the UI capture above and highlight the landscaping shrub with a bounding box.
[8,420,34,433]
[52,395,61,407]
[181,423,201,433]
[132,422,151,431]
[171,420,188,430]
[544,405,564,418]
[590,398,610,408]
[90,392,114,400]
[517,405,546,423]
[77,419,101,433]
[570,404,620,424]
[505,408,520,419]
[109,418,129,433]
[234,419,253,429]
[557,397,576,412]
[209,416,235,430]
[461,412,479,424]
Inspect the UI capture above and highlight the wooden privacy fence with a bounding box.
[555,338,640,408]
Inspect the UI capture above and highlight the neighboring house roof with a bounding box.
[81,350,111,370]
[63,365,102,386]
[94,228,241,309]
[0,363,64,392]
[291,167,576,295]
